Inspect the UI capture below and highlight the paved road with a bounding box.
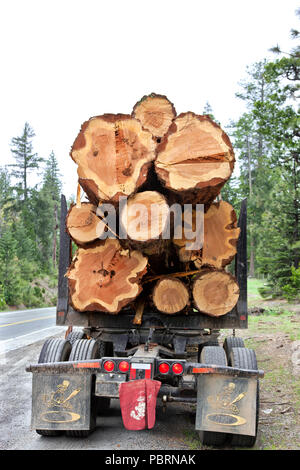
[0,307,63,355]
[0,331,195,451]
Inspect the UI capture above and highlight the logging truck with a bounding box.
[26,94,264,447]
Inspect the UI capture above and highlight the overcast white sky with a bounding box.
[0,0,298,198]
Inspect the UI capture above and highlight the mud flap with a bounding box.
[195,374,257,436]
[119,379,161,430]
[31,373,93,431]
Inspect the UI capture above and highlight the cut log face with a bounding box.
[132,93,176,139]
[192,269,239,317]
[198,201,240,269]
[120,191,170,248]
[173,207,203,264]
[66,94,241,317]
[66,239,148,314]
[155,113,235,204]
[152,276,189,314]
[70,114,156,204]
[173,201,239,268]
[66,203,106,245]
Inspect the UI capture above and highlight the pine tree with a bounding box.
[0,230,22,305]
[9,122,44,202]
[229,61,279,276]
[42,151,62,268]
[202,101,220,124]
[42,150,62,201]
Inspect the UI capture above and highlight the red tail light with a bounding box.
[159,362,170,374]
[119,361,129,372]
[103,360,115,372]
[172,363,183,375]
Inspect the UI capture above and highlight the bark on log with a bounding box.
[70,114,156,204]
[152,276,189,314]
[155,113,235,204]
[132,93,176,140]
[66,239,148,314]
[119,190,170,254]
[195,201,240,269]
[192,269,239,317]
[66,202,106,245]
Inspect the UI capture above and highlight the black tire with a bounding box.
[198,340,219,361]
[97,340,107,358]
[38,338,71,364]
[66,339,100,437]
[36,429,62,437]
[198,346,228,447]
[36,339,71,437]
[228,347,259,448]
[223,336,245,361]
[68,338,99,362]
[66,329,86,345]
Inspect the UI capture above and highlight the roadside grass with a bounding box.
[247,310,300,341]
[183,305,300,450]
[247,278,265,298]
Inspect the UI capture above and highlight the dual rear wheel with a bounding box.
[36,335,110,437]
[198,337,259,448]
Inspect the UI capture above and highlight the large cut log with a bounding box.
[192,269,239,317]
[173,201,240,268]
[66,202,106,245]
[155,113,235,204]
[152,276,189,314]
[195,200,240,269]
[66,239,148,314]
[119,190,170,254]
[132,93,176,140]
[70,114,156,204]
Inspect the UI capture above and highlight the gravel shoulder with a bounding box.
[1,299,299,450]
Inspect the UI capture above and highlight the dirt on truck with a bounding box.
[26,94,265,448]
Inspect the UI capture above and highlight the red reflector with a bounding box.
[192,367,215,374]
[119,361,130,372]
[158,363,169,374]
[172,363,183,375]
[73,362,100,368]
[103,360,115,372]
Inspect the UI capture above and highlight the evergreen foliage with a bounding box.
[0,126,62,308]
[0,11,299,307]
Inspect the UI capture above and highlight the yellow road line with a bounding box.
[0,315,55,328]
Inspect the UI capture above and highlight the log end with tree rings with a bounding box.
[152,276,189,314]
[155,112,235,205]
[132,93,176,140]
[66,239,148,314]
[70,114,156,204]
[201,201,240,269]
[66,202,107,245]
[192,269,239,317]
[120,191,170,250]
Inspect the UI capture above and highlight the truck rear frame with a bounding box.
[26,196,264,447]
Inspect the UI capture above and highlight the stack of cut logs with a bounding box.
[66,94,240,322]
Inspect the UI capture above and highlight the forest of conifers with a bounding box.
[0,15,299,309]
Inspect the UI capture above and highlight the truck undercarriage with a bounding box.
[26,196,264,447]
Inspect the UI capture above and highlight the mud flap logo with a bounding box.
[206,382,247,426]
[41,380,81,423]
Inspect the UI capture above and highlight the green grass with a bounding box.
[247,310,300,341]
[247,278,265,298]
